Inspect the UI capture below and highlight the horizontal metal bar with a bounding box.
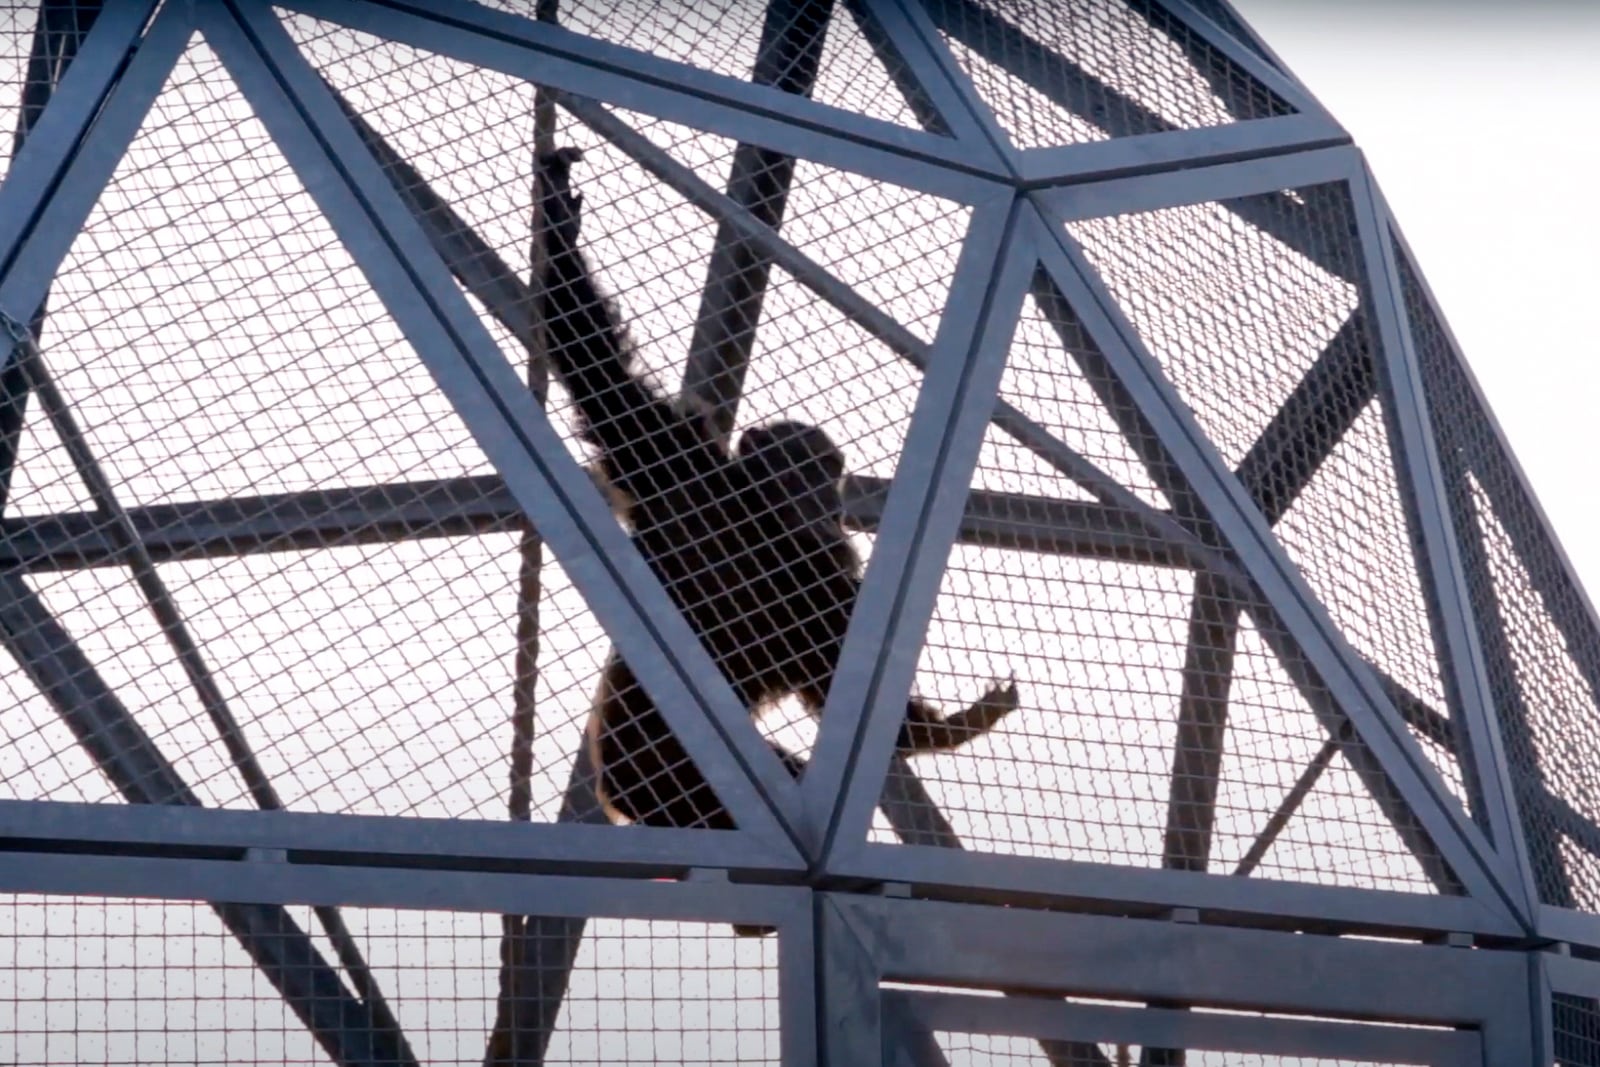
[278,0,1006,200]
[1546,951,1600,996]
[0,849,810,926]
[884,989,1478,1063]
[0,796,803,875]
[0,475,516,567]
[1014,114,1347,190]
[841,895,1522,1023]
[826,840,1521,939]
[0,574,415,1067]
[0,474,1183,567]
[1035,143,1354,225]
[1539,906,1600,957]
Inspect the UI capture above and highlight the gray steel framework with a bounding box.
[0,0,1588,1064]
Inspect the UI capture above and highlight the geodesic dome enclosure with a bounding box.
[0,0,1594,1063]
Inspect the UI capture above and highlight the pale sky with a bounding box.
[1230,0,1600,594]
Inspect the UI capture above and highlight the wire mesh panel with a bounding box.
[921,0,1293,148]
[0,0,1575,1061]
[1556,992,1600,1067]
[465,0,937,132]
[867,255,1455,895]
[878,988,1474,1067]
[1397,240,1600,910]
[0,892,782,1066]
[1063,185,1469,805]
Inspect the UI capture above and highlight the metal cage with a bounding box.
[0,0,1586,1063]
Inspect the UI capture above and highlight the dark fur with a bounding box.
[537,147,1018,846]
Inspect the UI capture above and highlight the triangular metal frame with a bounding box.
[0,0,1578,1061]
[198,0,809,856]
[278,0,1014,194]
[815,197,1523,927]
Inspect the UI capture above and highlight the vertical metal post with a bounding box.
[816,897,883,1065]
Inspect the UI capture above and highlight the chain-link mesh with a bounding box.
[280,11,973,829]
[0,3,104,189]
[873,270,1453,894]
[924,0,1292,148]
[0,893,779,1065]
[1398,245,1600,909]
[1066,184,1468,808]
[1557,991,1600,1067]
[470,0,935,131]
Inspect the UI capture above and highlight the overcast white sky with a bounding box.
[1229,0,1600,594]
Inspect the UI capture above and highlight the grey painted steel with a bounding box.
[0,0,107,513]
[0,794,799,876]
[1138,0,1330,120]
[0,849,809,928]
[1031,203,1524,914]
[881,998,956,1067]
[1159,575,1239,873]
[1540,904,1600,953]
[839,1,955,139]
[1532,952,1557,1067]
[877,0,1018,166]
[1034,142,1353,219]
[6,322,411,1050]
[0,474,1189,572]
[0,0,1582,1058]
[885,989,1481,1064]
[0,0,162,274]
[201,0,806,850]
[278,0,1008,198]
[828,816,1520,939]
[918,0,1357,278]
[1233,736,1341,877]
[0,1,184,321]
[1013,113,1347,188]
[778,894,821,1067]
[1391,223,1600,711]
[804,193,1025,855]
[0,573,416,1067]
[837,894,1525,1024]
[1351,172,1540,923]
[816,897,884,1064]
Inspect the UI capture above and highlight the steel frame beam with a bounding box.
[1352,171,1539,923]
[1032,200,1526,907]
[276,0,1009,198]
[0,0,105,513]
[0,0,1584,1060]
[200,0,806,855]
[883,989,1481,1065]
[835,893,1534,1064]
